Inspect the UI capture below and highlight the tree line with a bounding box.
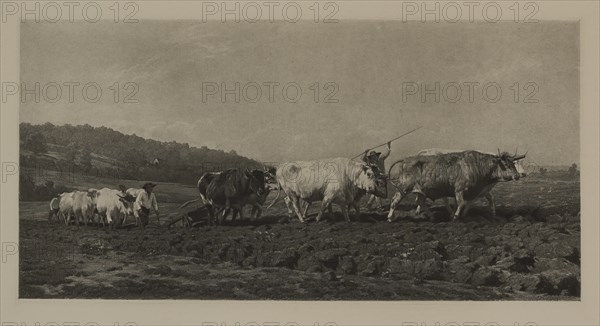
[20,122,261,185]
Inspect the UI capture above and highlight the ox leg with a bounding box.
[365,195,376,210]
[289,196,305,223]
[220,208,231,225]
[340,204,350,222]
[322,203,334,219]
[351,203,360,220]
[207,205,216,226]
[387,191,405,222]
[106,212,114,230]
[252,205,262,219]
[484,192,496,216]
[415,194,430,218]
[283,197,294,218]
[303,201,312,218]
[375,197,382,210]
[453,192,467,221]
[236,208,244,221]
[462,201,474,218]
[443,197,455,217]
[316,197,334,222]
[48,210,55,223]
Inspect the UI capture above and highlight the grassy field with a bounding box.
[19,172,580,300]
[22,167,198,203]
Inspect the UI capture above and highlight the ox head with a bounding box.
[511,148,528,177]
[86,189,98,200]
[370,165,389,197]
[356,164,379,193]
[117,193,137,215]
[263,166,277,184]
[494,149,527,181]
[245,169,268,197]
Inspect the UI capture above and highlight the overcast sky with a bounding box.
[21,21,579,165]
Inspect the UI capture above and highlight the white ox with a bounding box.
[95,188,136,228]
[271,157,379,222]
[71,189,99,226]
[49,192,75,224]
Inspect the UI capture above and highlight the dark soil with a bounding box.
[19,176,580,300]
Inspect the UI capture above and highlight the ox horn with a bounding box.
[513,151,527,161]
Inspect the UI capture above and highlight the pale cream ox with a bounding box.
[269,157,379,222]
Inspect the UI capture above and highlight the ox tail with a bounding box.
[49,196,60,211]
[179,198,201,209]
[48,196,60,220]
[266,185,282,210]
[387,160,405,190]
[50,196,61,212]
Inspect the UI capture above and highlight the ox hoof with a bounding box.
[387,218,393,223]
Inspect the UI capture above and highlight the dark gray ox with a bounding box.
[387,150,526,222]
[180,168,269,225]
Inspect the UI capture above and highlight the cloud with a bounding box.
[20,21,579,165]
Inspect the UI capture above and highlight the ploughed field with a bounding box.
[19,176,580,300]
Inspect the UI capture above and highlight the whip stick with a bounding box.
[352,126,423,159]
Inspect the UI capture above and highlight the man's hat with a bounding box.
[142,182,157,189]
[368,151,381,157]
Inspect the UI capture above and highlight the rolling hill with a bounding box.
[20,122,262,186]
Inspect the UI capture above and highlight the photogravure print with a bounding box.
[1,2,594,325]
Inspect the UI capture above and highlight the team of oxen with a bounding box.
[48,148,527,228]
[48,186,147,228]
[181,148,526,225]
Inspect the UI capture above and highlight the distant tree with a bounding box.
[539,167,547,177]
[163,148,181,166]
[568,163,579,178]
[24,132,48,154]
[80,148,92,170]
[66,142,79,161]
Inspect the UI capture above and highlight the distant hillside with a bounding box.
[19,122,262,185]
